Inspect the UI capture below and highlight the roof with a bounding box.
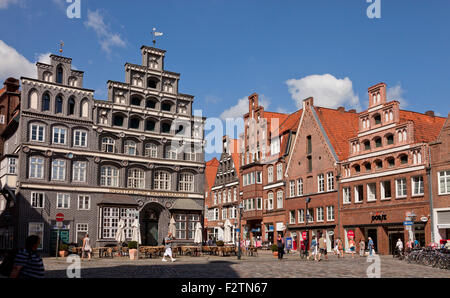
[399,110,446,143]
[313,107,360,160]
[170,199,203,211]
[205,158,219,190]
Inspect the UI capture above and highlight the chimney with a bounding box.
[303,97,314,110]
[337,107,345,112]
[425,111,435,117]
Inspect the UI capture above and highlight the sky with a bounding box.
[1,0,449,161]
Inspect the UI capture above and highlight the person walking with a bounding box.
[301,236,309,259]
[276,234,284,260]
[359,239,365,257]
[10,235,44,279]
[318,234,328,261]
[308,236,317,261]
[82,233,92,261]
[348,237,356,258]
[395,238,403,257]
[368,237,374,256]
[162,232,176,262]
[337,237,344,258]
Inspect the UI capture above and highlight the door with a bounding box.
[367,229,378,253]
[389,233,404,254]
[326,230,334,252]
[144,221,158,246]
[50,229,70,255]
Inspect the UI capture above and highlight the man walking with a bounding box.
[368,237,374,256]
[10,235,44,279]
[318,234,328,261]
[162,232,176,262]
[359,239,365,257]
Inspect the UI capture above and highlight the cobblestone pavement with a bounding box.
[42,251,450,278]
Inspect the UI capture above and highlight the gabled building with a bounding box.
[339,83,446,254]
[204,157,219,238]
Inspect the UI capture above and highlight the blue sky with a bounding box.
[1,0,449,161]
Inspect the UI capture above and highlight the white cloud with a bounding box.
[387,83,407,107]
[0,0,19,9]
[286,74,360,110]
[84,9,126,54]
[220,95,270,120]
[0,40,52,82]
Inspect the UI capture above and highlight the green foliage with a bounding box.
[271,244,278,252]
[128,241,138,250]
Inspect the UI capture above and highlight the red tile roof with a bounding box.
[314,107,360,160]
[205,158,219,190]
[399,110,446,143]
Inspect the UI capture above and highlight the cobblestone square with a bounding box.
[42,251,450,278]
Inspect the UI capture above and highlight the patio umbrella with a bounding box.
[224,219,232,243]
[194,222,202,244]
[169,216,177,236]
[115,219,126,244]
[131,218,141,244]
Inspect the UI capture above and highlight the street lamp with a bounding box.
[238,203,244,260]
[305,197,311,239]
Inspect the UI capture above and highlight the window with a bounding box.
[101,166,119,187]
[387,157,395,168]
[28,223,44,250]
[306,208,314,222]
[268,166,273,183]
[166,147,177,160]
[297,179,303,196]
[317,207,324,222]
[155,171,171,190]
[145,143,158,158]
[307,156,312,172]
[386,134,394,145]
[31,192,44,208]
[80,100,89,117]
[213,192,217,205]
[327,206,335,221]
[396,178,407,198]
[102,207,119,239]
[148,78,158,89]
[161,122,171,133]
[381,181,392,200]
[29,157,44,179]
[289,210,295,224]
[400,154,408,165]
[175,214,186,239]
[354,164,361,173]
[76,224,88,244]
[179,173,194,192]
[214,208,219,221]
[412,176,424,196]
[52,127,67,144]
[129,118,140,130]
[364,141,371,151]
[131,96,141,106]
[125,140,137,156]
[51,160,66,181]
[73,130,87,147]
[72,161,87,182]
[55,96,63,114]
[78,195,90,210]
[364,162,372,172]
[57,193,70,209]
[375,137,382,148]
[276,163,283,181]
[56,65,63,84]
[188,215,200,240]
[102,137,115,153]
[146,99,156,109]
[343,187,351,204]
[367,183,376,202]
[298,209,304,223]
[8,158,17,174]
[30,124,45,142]
[222,208,227,219]
[307,135,312,154]
[276,190,283,209]
[184,149,196,162]
[42,93,50,111]
[290,181,295,197]
[374,114,381,125]
[257,197,262,210]
[162,102,172,112]
[227,189,231,202]
[267,192,274,210]
[113,115,124,127]
[68,98,75,115]
[256,171,262,184]
[355,185,363,203]
[375,160,383,169]
[128,169,145,189]
[318,174,325,192]
[327,172,334,191]
[438,171,450,195]
[234,188,237,201]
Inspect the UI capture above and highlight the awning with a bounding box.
[170,199,203,211]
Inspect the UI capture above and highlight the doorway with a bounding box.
[140,203,161,246]
[144,221,158,246]
[389,232,404,255]
[367,228,378,253]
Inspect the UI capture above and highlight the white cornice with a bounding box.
[357,123,396,138]
[263,181,284,190]
[340,165,425,183]
[347,144,411,162]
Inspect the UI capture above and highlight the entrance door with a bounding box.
[50,229,70,255]
[144,221,158,246]
[389,233,404,254]
[367,228,378,253]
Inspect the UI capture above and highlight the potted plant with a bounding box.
[216,240,224,247]
[271,244,278,257]
[58,243,69,258]
[128,241,138,260]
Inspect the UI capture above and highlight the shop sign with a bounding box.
[268,225,274,232]
[371,212,387,222]
[420,217,428,222]
[276,222,285,231]
[302,231,307,240]
[285,237,292,250]
[403,221,413,226]
[347,230,355,239]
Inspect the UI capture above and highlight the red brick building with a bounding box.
[339,83,446,255]
[204,157,219,237]
[430,113,450,244]
[285,97,359,252]
[0,78,21,156]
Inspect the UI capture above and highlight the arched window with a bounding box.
[373,114,381,125]
[377,93,381,103]
[100,166,119,187]
[399,154,408,165]
[161,122,171,134]
[353,164,361,174]
[56,65,64,84]
[124,140,137,155]
[113,114,124,127]
[145,143,158,158]
[68,77,77,87]
[147,77,159,89]
[267,192,274,210]
[29,90,38,110]
[402,130,407,142]
[43,71,53,82]
[179,173,194,192]
[398,130,403,142]
[364,162,372,172]
[128,168,145,189]
[374,137,382,148]
[363,140,371,151]
[154,171,171,190]
[276,190,283,209]
[375,159,383,169]
[42,93,50,111]
[386,134,394,145]
[145,119,156,131]
[129,117,140,130]
[130,96,142,106]
[68,98,75,115]
[161,102,173,112]
[81,100,89,118]
[387,157,395,168]
[146,98,157,109]
[101,137,115,153]
[55,95,63,114]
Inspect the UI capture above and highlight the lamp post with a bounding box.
[305,197,311,240]
[238,203,244,260]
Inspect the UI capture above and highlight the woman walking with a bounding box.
[359,239,365,257]
[368,237,374,256]
[348,237,356,258]
[337,237,344,258]
[308,236,318,261]
[277,234,284,260]
[82,234,92,261]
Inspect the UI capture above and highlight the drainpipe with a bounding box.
[427,146,435,243]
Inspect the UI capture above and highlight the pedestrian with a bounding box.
[82,233,92,261]
[318,234,327,261]
[368,237,374,256]
[333,238,340,256]
[445,240,450,250]
[301,236,309,259]
[276,234,284,260]
[308,236,317,261]
[9,235,44,279]
[359,239,365,257]
[162,232,176,262]
[337,237,344,258]
[395,238,403,257]
[348,237,356,258]
[413,239,420,249]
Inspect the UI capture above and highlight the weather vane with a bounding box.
[59,41,64,54]
[151,28,163,47]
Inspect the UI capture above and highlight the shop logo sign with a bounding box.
[371,212,387,222]
[366,255,381,278]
